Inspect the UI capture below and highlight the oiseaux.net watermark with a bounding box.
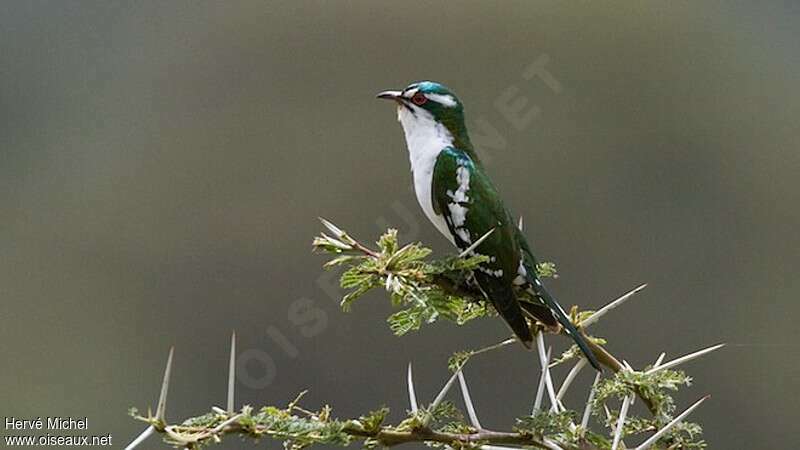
[4,417,112,447]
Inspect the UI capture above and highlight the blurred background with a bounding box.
[1,1,798,448]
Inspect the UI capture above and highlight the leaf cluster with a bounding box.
[592,369,705,448]
[314,223,560,337]
[514,410,579,444]
[131,223,711,450]
[315,226,492,335]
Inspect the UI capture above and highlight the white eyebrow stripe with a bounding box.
[426,93,457,107]
[404,87,419,97]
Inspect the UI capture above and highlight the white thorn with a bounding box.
[557,357,587,401]
[458,371,482,429]
[518,216,524,231]
[582,284,647,328]
[227,331,236,413]
[611,394,633,450]
[532,347,551,413]
[458,228,495,258]
[125,425,155,450]
[385,273,394,291]
[581,372,602,431]
[535,333,559,412]
[542,438,565,450]
[635,396,710,450]
[318,217,345,238]
[156,347,174,421]
[431,368,461,410]
[407,363,419,413]
[653,352,666,368]
[645,344,725,375]
[622,360,634,371]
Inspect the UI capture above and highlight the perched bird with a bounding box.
[377,81,601,370]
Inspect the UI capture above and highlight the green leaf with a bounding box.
[387,308,426,335]
[341,282,376,312]
[593,369,692,419]
[388,243,432,267]
[377,229,399,254]
[323,255,360,269]
[354,407,389,434]
[535,261,558,278]
[514,410,576,438]
[340,267,372,289]
[448,351,471,372]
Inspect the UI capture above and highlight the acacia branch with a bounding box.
[323,224,665,416]
[154,417,597,450]
[127,224,715,450]
[344,425,581,449]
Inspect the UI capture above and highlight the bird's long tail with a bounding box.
[532,279,602,371]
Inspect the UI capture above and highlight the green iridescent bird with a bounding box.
[377,81,601,371]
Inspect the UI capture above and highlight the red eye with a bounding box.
[411,92,428,106]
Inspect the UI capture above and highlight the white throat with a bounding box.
[397,105,455,243]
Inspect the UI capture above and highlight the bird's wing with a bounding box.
[431,147,533,346]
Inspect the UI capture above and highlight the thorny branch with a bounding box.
[127,221,723,450]
[315,220,638,373]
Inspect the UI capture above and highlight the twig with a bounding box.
[340,424,575,449]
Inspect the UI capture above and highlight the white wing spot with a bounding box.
[478,267,504,278]
[514,259,527,285]
[453,166,471,201]
[447,202,468,227]
[446,163,472,238]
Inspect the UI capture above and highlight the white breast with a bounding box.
[397,106,455,244]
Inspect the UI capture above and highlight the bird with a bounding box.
[377,81,601,371]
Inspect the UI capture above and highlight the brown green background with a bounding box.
[2,1,798,448]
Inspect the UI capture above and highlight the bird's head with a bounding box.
[377,81,471,149]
